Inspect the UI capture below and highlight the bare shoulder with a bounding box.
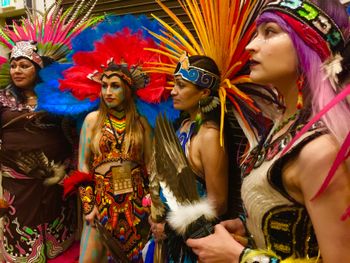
[293,133,350,200]
[297,133,339,167]
[198,121,220,140]
[84,110,99,123]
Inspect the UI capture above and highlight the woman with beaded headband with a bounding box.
[186,0,350,262]
[0,40,79,263]
[58,14,179,262]
[145,53,248,263]
[0,2,100,262]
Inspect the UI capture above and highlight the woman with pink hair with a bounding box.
[186,0,350,262]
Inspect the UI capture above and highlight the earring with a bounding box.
[199,96,220,113]
[296,74,304,110]
[195,100,203,132]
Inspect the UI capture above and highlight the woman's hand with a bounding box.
[221,218,248,246]
[186,224,244,263]
[85,205,99,227]
[148,216,166,241]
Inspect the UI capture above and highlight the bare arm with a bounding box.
[78,111,99,223]
[285,134,350,263]
[78,111,97,173]
[197,125,229,216]
[140,116,153,171]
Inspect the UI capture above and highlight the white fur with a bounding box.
[167,199,216,235]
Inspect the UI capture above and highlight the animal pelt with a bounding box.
[167,199,216,237]
[0,150,66,185]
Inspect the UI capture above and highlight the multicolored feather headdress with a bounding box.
[0,0,102,87]
[35,15,179,126]
[144,0,269,147]
[59,28,171,103]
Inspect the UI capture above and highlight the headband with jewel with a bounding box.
[10,41,44,68]
[174,53,220,90]
[261,0,345,54]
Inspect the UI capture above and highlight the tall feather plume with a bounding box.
[0,0,103,62]
[145,0,269,148]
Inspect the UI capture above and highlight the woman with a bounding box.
[147,54,246,262]
[75,62,152,262]
[0,43,77,262]
[186,0,350,262]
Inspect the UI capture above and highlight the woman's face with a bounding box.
[101,71,126,110]
[246,21,298,87]
[10,58,37,89]
[171,76,208,113]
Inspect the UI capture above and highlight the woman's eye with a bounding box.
[102,85,107,89]
[264,28,276,37]
[252,31,258,39]
[176,82,184,88]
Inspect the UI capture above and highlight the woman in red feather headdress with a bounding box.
[61,22,173,262]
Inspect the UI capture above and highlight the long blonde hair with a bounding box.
[90,77,144,157]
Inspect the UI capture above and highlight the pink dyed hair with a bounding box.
[257,10,350,144]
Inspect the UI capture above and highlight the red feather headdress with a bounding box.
[59,28,171,104]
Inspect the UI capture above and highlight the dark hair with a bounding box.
[9,57,41,103]
[189,55,221,94]
[189,56,244,219]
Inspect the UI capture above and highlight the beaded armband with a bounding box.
[63,170,95,214]
[78,185,95,215]
[239,248,318,263]
[239,248,281,263]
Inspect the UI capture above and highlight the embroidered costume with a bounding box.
[0,89,76,263]
[91,115,150,261]
[59,15,178,262]
[238,0,350,262]
[241,119,325,262]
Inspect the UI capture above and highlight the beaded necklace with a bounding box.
[270,110,300,138]
[107,111,126,152]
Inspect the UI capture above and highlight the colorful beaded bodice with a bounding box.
[241,122,325,259]
[92,114,143,169]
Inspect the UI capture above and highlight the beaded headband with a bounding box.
[261,0,345,53]
[10,41,44,68]
[174,53,220,90]
[87,57,149,90]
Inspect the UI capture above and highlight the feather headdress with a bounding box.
[144,0,268,147]
[0,0,102,88]
[37,15,179,126]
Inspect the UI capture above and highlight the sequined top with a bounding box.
[241,123,325,259]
